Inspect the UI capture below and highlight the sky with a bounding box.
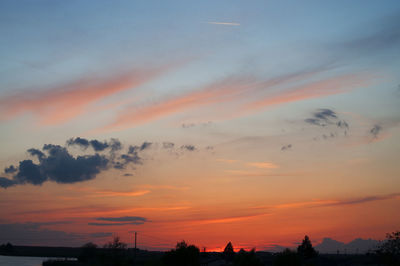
[0,0,399,251]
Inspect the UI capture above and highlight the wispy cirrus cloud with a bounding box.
[244,73,369,111]
[98,66,369,132]
[253,193,400,210]
[0,64,174,125]
[97,76,255,132]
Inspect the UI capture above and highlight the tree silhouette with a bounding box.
[274,248,301,266]
[376,230,400,265]
[223,241,235,261]
[163,240,200,266]
[224,242,235,255]
[78,242,98,263]
[103,236,127,250]
[378,231,400,255]
[101,236,130,266]
[234,248,263,266]
[297,235,317,259]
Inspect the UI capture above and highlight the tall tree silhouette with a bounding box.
[297,235,317,259]
[223,242,235,261]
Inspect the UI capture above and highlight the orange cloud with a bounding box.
[216,158,238,164]
[189,213,268,225]
[15,205,191,219]
[247,162,278,169]
[0,65,173,125]
[90,189,151,197]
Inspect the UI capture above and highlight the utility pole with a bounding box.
[134,231,137,250]
[134,232,137,263]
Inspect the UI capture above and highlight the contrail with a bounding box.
[206,21,240,26]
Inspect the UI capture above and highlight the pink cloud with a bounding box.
[98,71,371,132]
[0,65,173,125]
[244,73,369,111]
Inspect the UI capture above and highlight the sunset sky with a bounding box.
[0,0,399,251]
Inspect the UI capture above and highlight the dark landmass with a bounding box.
[0,245,391,266]
[1,232,399,265]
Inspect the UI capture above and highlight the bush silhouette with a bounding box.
[297,235,318,259]
[100,236,131,266]
[376,230,400,265]
[103,236,127,250]
[274,248,301,266]
[234,248,263,266]
[163,240,200,266]
[78,242,98,263]
[0,242,14,253]
[377,231,400,255]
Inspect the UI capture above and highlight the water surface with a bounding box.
[0,255,76,266]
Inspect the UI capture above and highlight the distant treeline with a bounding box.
[1,230,399,266]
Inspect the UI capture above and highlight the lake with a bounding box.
[0,255,76,266]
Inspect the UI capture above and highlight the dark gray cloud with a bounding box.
[67,137,122,152]
[0,139,145,188]
[1,139,204,188]
[336,120,349,130]
[109,138,122,152]
[181,145,196,151]
[114,153,141,169]
[27,148,45,160]
[305,109,338,126]
[66,137,89,149]
[0,177,16,188]
[88,222,144,226]
[140,141,152,150]
[15,159,46,185]
[281,144,292,151]
[370,125,382,138]
[97,216,147,222]
[89,216,148,226]
[305,108,350,139]
[127,141,152,154]
[4,165,17,174]
[89,140,109,151]
[114,142,152,169]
